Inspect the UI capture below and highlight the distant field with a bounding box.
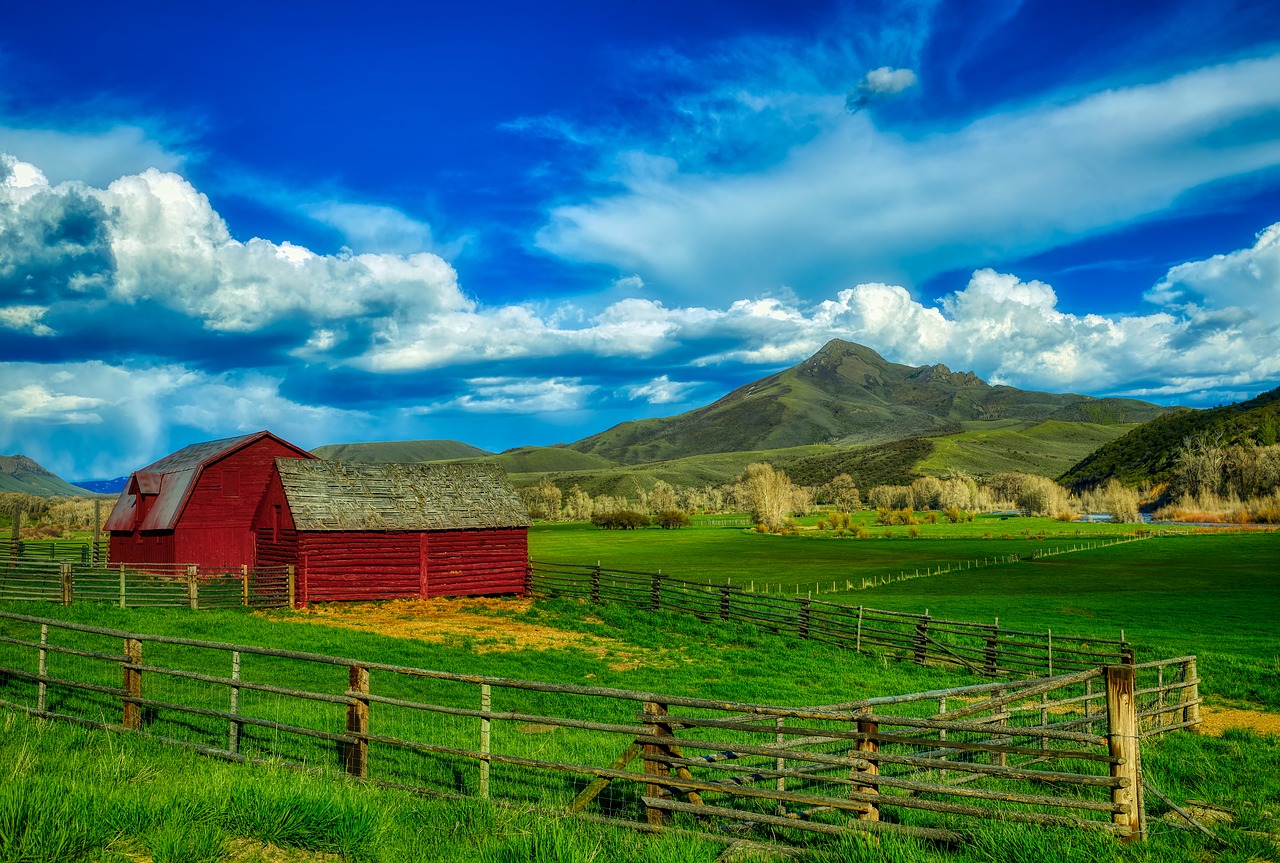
[914,420,1137,477]
[530,520,1280,707]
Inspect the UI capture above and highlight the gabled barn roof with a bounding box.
[105,431,314,532]
[274,459,532,531]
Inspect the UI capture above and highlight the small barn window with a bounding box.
[223,469,241,497]
[272,505,282,542]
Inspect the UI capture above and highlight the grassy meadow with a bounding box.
[2,514,1278,861]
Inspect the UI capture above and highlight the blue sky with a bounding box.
[3,0,1280,480]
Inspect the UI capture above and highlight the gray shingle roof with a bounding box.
[275,459,531,531]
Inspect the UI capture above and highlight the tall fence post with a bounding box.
[1106,665,1144,842]
[798,598,811,640]
[913,614,930,665]
[1182,657,1201,731]
[853,720,879,821]
[92,499,102,564]
[37,624,48,713]
[345,665,370,778]
[118,565,126,609]
[122,638,143,730]
[718,585,730,621]
[650,572,662,612]
[186,565,199,611]
[523,559,533,596]
[286,564,296,607]
[855,606,863,653]
[642,701,670,827]
[591,565,601,606]
[59,562,73,606]
[241,565,250,607]
[479,683,492,798]
[228,651,241,755]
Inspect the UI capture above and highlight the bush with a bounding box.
[653,510,690,530]
[590,511,651,530]
[907,525,920,538]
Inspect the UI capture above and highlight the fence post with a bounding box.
[1182,657,1201,731]
[718,585,730,621]
[479,683,492,798]
[650,573,662,612]
[241,565,250,607]
[92,499,101,564]
[913,614,930,665]
[186,565,199,611]
[855,606,863,653]
[37,624,48,714]
[345,665,370,778]
[1106,665,1144,842]
[286,564,296,607]
[122,638,143,730]
[798,598,811,640]
[60,562,73,606]
[852,720,879,821]
[775,716,786,804]
[591,565,601,606]
[523,559,533,596]
[642,701,670,827]
[228,651,241,755]
[984,626,999,674]
[1047,628,1054,676]
[118,565,126,609]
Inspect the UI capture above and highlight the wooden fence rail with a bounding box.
[0,611,1200,848]
[0,559,294,609]
[6,539,109,565]
[528,561,1133,679]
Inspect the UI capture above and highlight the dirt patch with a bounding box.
[1198,705,1280,737]
[265,597,677,671]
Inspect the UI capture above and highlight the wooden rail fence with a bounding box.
[528,561,1133,679]
[0,611,1199,848]
[0,559,294,609]
[6,538,109,564]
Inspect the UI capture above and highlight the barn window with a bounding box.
[223,469,241,497]
[272,505,282,542]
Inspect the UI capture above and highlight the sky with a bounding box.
[2,0,1280,480]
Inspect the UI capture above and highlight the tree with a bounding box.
[564,485,593,521]
[820,474,862,512]
[649,480,678,513]
[734,463,795,530]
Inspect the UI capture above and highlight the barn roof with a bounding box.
[105,431,314,532]
[274,459,532,531]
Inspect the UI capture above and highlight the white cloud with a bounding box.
[304,201,442,255]
[538,54,1280,300]
[625,375,701,404]
[1147,222,1280,325]
[857,66,918,96]
[408,377,598,414]
[0,304,54,335]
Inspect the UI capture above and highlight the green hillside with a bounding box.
[1059,385,1280,489]
[0,455,96,497]
[312,439,492,462]
[487,446,617,474]
[915,420,1139,477]
[570,339,1170,464]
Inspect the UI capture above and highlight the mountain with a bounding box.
[1059,385,1280,490]
[312,439,493,462]
[569,339,1172,464]
[0,455,98,497]
[72,477,128,494]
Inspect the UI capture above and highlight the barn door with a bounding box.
[418,533,430,599]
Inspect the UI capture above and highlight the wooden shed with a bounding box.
[104,431,317,568]
[252,458,532,604]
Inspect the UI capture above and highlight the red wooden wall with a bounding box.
[425,528,528,598]
[108,532,176,565]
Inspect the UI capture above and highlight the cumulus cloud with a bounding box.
[539,54,1280,299]
[0,156,470,347]
[0,305,54,335]
[1147,222,1280,325]
[625,375,701,404]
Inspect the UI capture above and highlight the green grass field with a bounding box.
[914,420,1138,478]
[2,520,1278,861]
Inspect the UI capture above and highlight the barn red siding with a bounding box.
[111,437,313,569]
[251,472,299,569]
[426,528,528,597]
[109,532,176,565]
[298,532,423,604]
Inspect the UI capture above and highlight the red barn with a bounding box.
[252,458,531,604]
[104,431,316,567]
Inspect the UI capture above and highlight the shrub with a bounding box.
[652,510,690,530]
[926,511,938,524]
[815,519,828,531]
[907,525,920,538]
[856,527,870,539]
[590,511,651,530]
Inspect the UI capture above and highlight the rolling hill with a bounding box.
[569,339,1171,464]
[1059,385,1280,490]
[311,439,492,462]
[0,455,98,497]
